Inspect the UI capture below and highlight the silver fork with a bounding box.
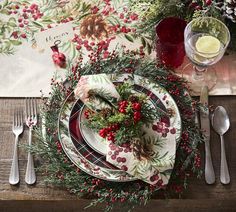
[25,98,37,185]
[9,110,23,185]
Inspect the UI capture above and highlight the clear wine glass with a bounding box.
[183,17,230,94]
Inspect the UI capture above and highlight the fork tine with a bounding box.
[13,111,15,127]
[34,98,37,117]
[25,98,37,119]
[16,110,19,126]
[25,98,28,119]
[26,98,31,118]
[30,98,33,118]
[20,110,23,126]
[18,110,21,126]
[28,98,30,117]
[21,110,24,126]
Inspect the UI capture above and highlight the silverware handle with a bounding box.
[9,135,20,185]
[205,140,215,184]
[220,135,230,184]
[25,128,36,185]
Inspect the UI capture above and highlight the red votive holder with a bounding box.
[155,17,187,69]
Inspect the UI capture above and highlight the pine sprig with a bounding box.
[83,82,159,146]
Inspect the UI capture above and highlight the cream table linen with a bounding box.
[0,43,54,97]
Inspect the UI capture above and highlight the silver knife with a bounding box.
[200,86,215,184]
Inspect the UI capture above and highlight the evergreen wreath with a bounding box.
[31,48,204,212]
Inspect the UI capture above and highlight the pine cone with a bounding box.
[128,95,139,103]
[100,108,112,118]
[223,0,236,22]
[131,138,155,160]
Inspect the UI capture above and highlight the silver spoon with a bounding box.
[211,106,230,184]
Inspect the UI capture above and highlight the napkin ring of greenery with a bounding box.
[83,82,160,160]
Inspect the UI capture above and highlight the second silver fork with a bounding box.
[25,98,37,185]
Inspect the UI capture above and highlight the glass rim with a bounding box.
[184,17,231,55]
[155,16,187,46]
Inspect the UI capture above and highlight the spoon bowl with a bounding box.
[212,106,230,135]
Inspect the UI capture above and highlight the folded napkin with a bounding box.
[74,74,120,112]
[106,140,173,185]
[74,74,173,185]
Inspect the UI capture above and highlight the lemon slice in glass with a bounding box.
[195,35,221,58]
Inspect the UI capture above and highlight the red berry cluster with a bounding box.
[132,102,141,110]
[55,141,62,152]
[118,100,128,113]
[9,3,44,40]
[90,0,138,25]
[16,3,43,22]
[84,109,94,119]
[99,124,120,142]
[150,174,159,182]
[189,0,212,10]
[72,34,115,54]
[205,0,212,6]
[29,3,43,20]
[194,152,201,168]
[180,131,192,154]
[59,17,74,24]
[91,6,99,14]
[118,100,142,122]
[108,145,129,171]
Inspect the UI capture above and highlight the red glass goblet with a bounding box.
[156,17,187,69]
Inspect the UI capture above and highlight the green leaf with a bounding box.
[0,8,9,15]
[62,42,71,52]
[8,21,16,27]
[3,41,11,51]
[75,2,81,10]
[2,0,9,8]
[6,25,12,33]
[147,42,152,55]
[77,12,90,21]
[109,16,120,25]
[8,17,17,27]
[21,0,30,4]
[10,40,22,46]
[32,21,43,28]
[8,17,16,23]
[141,37,146,48]
[81,2,90,13]
[71,45,76,60]
[124,34,134,42]
[41,19,53,24]
[0,25,6,34]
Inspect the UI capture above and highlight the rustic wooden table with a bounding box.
[0,97,236,212]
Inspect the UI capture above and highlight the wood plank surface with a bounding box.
[0,97,236,211]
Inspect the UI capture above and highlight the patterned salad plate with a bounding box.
[58,74,182,182]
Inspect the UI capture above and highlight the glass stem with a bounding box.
[193,66,207,81]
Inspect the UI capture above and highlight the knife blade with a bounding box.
[200,86,215,184]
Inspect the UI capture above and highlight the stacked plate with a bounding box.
[58,74,181,183]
